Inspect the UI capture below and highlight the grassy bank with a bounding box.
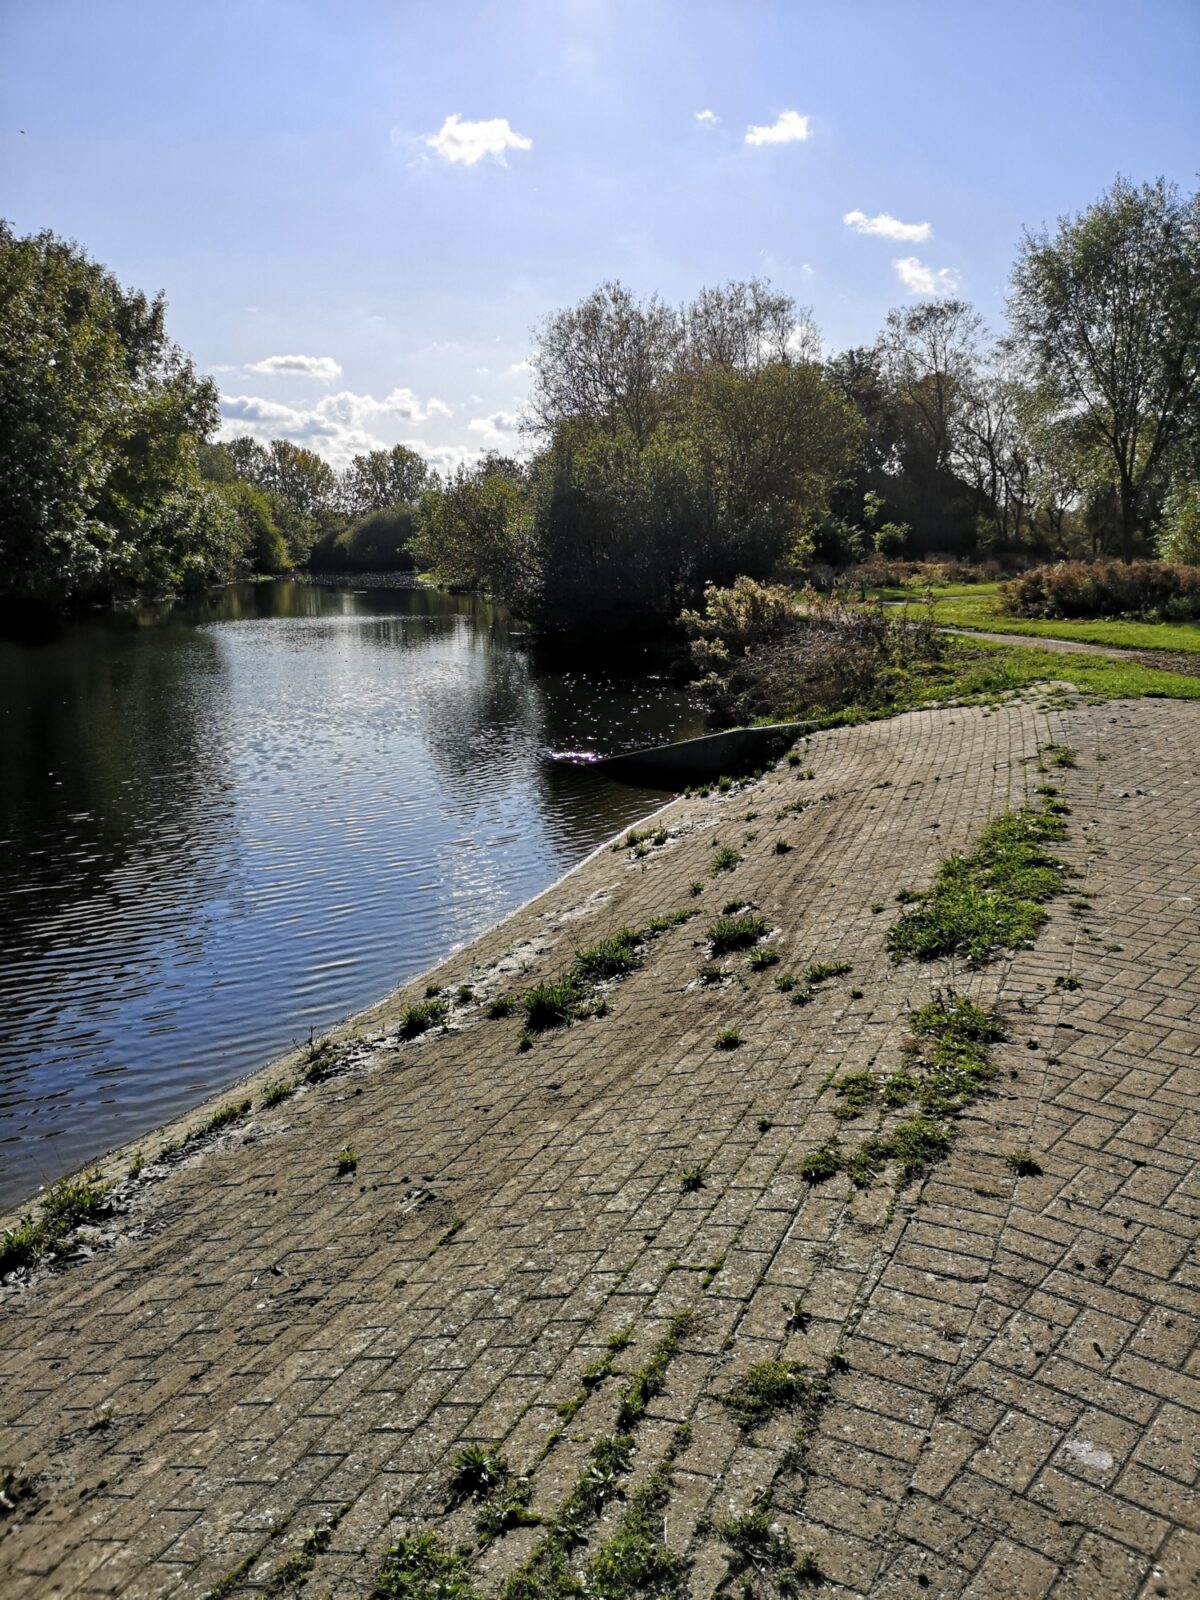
[873,583,1200,655]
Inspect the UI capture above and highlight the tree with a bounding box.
[680,279,819,372]
[875,300,985,552]
[879,300,983,474]
[0,221,232,603]
[519,421,714,634]
[215,480,288,573]
[527,281,682,443]
[1009,176,1200,559]
[1159,481,1200,563]
[340,444,429,517]
[671,360,862,573]
[259,439,337,518]
[412,457,528,593]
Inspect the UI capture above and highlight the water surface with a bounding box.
[0,581,703,1207]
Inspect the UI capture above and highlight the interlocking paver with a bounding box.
[1,696,1197,1597]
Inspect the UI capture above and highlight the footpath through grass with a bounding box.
[875,584,1200,655]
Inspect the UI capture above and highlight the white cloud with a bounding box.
[892,256,960,296]
[467,410,524,451]
[219,387,453,467]
[844,209,931,243]
[425,113,532,166]
[509,357,534,375]
[694,108,717,124]
[246,353,343,380]
[744,110,811,147]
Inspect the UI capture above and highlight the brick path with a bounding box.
[1,697,1197,1598]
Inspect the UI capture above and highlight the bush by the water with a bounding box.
[684,578,946,725]
[309,504,417,572]
[1001,560,1200,622]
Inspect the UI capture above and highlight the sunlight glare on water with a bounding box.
[0,581,704,1206]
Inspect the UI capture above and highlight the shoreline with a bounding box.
[0,790,681,1232]
[2,694,1197,1598]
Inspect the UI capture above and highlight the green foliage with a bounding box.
[578,1460,690,1598]
[888,802,1071,964]
[714,1510,823,1593]
[310,503,417,573]
[370,1533,480,1599]
[336,1147,357,1176]
[1159,481,1200,564]
[184,1099,252,1145]
[522,979,582,1032]
[412,456,527,591]
[262,1079,295,1107]
[0,1171,109,1277]
[0,222,245,604]
[707,913,769,953]
[723,1360,820,1427]
[799,1141,843,1184]
[302,1034,344,1083]
[341,444,429,518]
[711,843,741,873]
[215,480,289,573]
[715,1029,743,1051]
[1009,176,1200,557]
[1006,1150,1044,1177]
[614,1309,694,1430]
[398,997,449,1039]
[803,959,852,984]
[569,928,642,983]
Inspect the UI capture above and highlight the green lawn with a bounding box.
[768,634,1200,736]
[872,584,1200,655]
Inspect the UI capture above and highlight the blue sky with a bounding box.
[3,0,1197,472]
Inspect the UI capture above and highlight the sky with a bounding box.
[2,0,1198,474]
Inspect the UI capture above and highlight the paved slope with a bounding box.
[1,697,1197,1599]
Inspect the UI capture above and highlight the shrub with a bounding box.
[1000,559,1200,622]
[310,504,417,572]
[687,584,945,725]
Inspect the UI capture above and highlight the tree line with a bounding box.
[1,175,1196,620]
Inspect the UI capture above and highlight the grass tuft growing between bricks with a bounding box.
[707,912,769,954]
[711,842,742,874]
[398,996,449,1039]
[888,799,1072,965]
[370,1531,479,1599]
[575,1428,692,1599]
[723,1360,828,1430]
[713,1509,823,1593]
[261,1505,348,1597]
[447,1447,539,1547]
[0,1171,110,1277]
[497,915,693,1041]
[496,1311,695,1599]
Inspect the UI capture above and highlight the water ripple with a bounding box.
[0,582,703,1206]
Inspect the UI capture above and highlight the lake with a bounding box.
[0,580,704,1209]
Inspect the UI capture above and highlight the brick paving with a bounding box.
[0,696,1197,1598]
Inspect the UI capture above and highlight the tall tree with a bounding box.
[1009,176,1200,559]
[680,279,819,372]
[527,281,681,444]
[340,444,429,517]
[0,222,234,602]
[878,299,983,474]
